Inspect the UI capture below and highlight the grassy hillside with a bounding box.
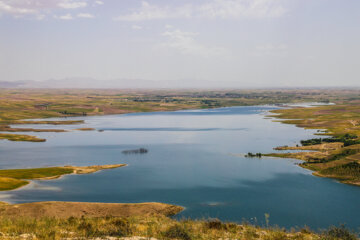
[0,214,357,240]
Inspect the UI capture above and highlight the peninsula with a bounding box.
[0,164,126,191]
[265,102,360,186]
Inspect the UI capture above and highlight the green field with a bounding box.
[0,165,125,191]
[0,167,74,191]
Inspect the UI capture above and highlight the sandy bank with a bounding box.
[0,201,183,219]
[61,164,127,176]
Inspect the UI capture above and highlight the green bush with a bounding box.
[109,218,132,236]
[205,219,225,230]
[321,162,360,179]
[163,224,192,240]
[77,221,95,237]
[321,225,357,240]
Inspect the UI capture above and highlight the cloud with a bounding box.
[114,1,188,21]
[200,0,286,19]
[36,14,46,20]
[57,1,87,9]
[0,0,92,18]
[161,29,227,56]
[253,44,288,56]
[54,12,95,19]
[77,13,94,18]
[114,0,287,21]
[94,0,104,5]
[0,1,36,15]
[57,13,73,20]
[132,24,143,30]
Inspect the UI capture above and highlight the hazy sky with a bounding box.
[1,0,360,87]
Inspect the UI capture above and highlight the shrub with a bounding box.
[77,221,94,237]
[299,226,312,234]
[243,227,260,239]
[109,218,132,236]
[300,135,360,147]
[163,224,192,240]
[205,219,225,230]
[67,216,76,225]
[263,231,287,240]
[322,225,357,240]
[321,162,360,179]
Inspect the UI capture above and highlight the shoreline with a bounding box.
[0,164,127,192]
[0,104,285,142]
[0,203,331,240]
[0,201,183,219]
[1,102,329,144]
[265,103,360,186]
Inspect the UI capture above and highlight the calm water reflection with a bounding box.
[0,106,359,229]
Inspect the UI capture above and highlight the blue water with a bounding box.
[0,106,359,230]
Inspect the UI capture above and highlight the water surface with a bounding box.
[1,106,359,229]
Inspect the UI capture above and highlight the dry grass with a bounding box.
[0,215,326,240]
[0,164,126,191]
[267,103,360,186]
[0,202,183,219]
[0,133,46,142]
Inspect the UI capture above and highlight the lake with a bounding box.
[1,105,359,229]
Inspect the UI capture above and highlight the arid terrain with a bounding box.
[0,201,182,219]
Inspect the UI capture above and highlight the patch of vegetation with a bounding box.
[0,177,29,191]
[320,162,360,181]
[0,165,125,191]
[245,152,263,158]
[300,134,360,147]
[122,148,149,154]
[0,167,73,180]
[326,149,360,162]
[321,225,358,240]
[0,167,73,191]
[13,120,84,125]
[0,133,46,142]
[163,224,192,240]
[0,215,340,240]
[268,102,360,186]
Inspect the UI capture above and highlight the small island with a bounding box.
[75,127,96,131]
[245,152,262,158]
[122,148,149,154]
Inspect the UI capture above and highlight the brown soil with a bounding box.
[0,125,66,133]
[274,142,343,151]
[64,164,127,175]
[75,128,95,131]
[0,201,183,219]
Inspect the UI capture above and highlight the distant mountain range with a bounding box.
[0,78,242,89]
[0,81,31,88]
[1,78,356,89]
